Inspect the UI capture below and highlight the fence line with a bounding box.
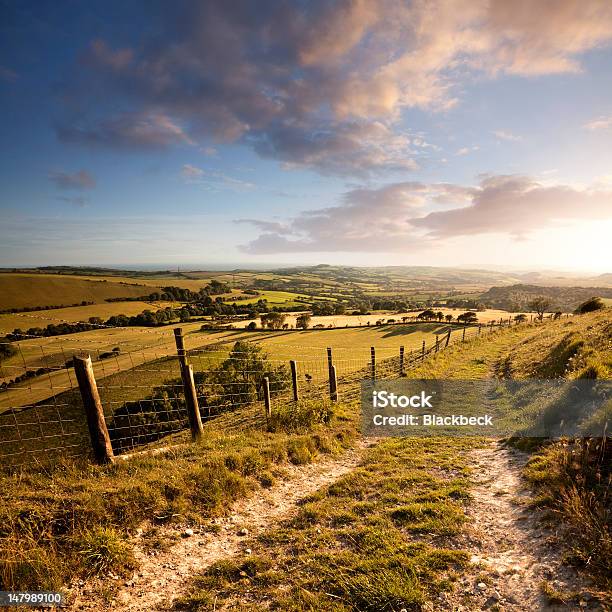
[0,316,547,468]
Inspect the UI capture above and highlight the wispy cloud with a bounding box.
[493,130,522,142]
[455,146,480,156]
[180,164,254,191]
[48,170,96,190]
[584,116,612,131]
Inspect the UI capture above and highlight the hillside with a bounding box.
[480,283,612,312]
[0,273,150,311]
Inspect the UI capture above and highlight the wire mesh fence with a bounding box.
[0,317,528,469]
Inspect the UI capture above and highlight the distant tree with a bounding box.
[528,296,551,321]
[296,313,312,329]
[575,296,605,314]
[260,312,286,330]
[417,309,436,321]
[0,339,16,361]
[436,311,444,322]
[445,314,453,322]
[514,313,527,323]
[246,321,257,330]
[457,311,478,324]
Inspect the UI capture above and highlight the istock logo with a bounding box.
[372,390,434,409]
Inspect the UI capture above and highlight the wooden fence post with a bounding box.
[174,327,204,440]
[462,326,466,342]
[370,347,376,380]
[478,324,481,335]
[435,336,440,352]
[182,364,204,441]
[290,360,299,402]
[329,365,338,402]
[421,340,425,359]
[445,329,451,347]
[173,327,187,368]
[399,346,405,376]
[263,376,271,419]
[73,355,114,464]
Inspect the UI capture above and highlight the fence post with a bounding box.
[73,355,114,464]
[399,346,405,376]
[478,324,481,335]
[329,365,338,402]
[370,347,376,380]
[421,340,425,359]
[435,336,440,352]
[445,329,451,347]
[173,327,187,368]
[183,364,204,441]
[290,360,299,402]
[462,326,466,342]
[174,327,204,440]
[263,376,271,420]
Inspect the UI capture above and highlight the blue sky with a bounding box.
[1,0,611,271]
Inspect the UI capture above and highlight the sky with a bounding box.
[1,0,611,273]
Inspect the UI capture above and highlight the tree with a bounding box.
[457,311,478,324]
[514,313,527,323]
[436,311,444,321]
[417,309,436,321]
[445,314,453,322]
[528,296,551,321]
[246,321,257,330]
[260,312,286,330]
[575,296,605,314]
[296,313,312,329]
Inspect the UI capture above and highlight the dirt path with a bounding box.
[450,441,603,611]
[71,440,372,611]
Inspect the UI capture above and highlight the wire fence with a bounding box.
[0,317,541,469]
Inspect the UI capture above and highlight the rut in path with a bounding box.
[71,440,372,611]
[450,441,603,611]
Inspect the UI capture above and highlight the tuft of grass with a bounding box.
[77,526,136,576]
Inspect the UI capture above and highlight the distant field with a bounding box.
[0,273,150,310]
[235,290,312,305]
[231,308,528,329]
[0,301,178,334]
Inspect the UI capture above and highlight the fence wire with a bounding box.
[1,318,527,468]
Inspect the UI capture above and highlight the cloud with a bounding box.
[584,116,612,131]
[240,174,612,253]
[455,146,479,156]
[48,170,96,190]
[56,196,89,208]
[56,1,612,175]
[57,111,194,149]
[180,164,254,190]
[493,130,522,141]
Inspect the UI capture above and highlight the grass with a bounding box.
[175,437,477,611]
[0,398,357,593]
[0,300,178,334]
[499,309,612,592]
[0,273,150,311]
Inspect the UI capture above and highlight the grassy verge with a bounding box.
[0,399,357,593]
[175,437,478,611]
[503,310,611,592]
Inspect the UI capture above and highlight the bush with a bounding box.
[575,296,606,314]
